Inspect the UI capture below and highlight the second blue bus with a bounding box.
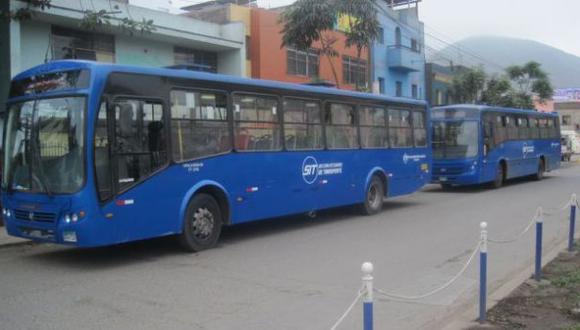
[431,105,560,188]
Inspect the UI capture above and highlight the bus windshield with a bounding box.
[432,121,479,160]
[3,97,85,194]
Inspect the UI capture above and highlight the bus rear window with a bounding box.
[9,69,90,98]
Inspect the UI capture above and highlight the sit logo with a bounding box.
[302,156,319,184]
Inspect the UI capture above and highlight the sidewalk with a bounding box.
[0,227,29,248]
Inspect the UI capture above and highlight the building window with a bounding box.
[412,84,418,99]
[396,81,403,97]
[378,27,384,44]
[411,38,421,52]
[51,26,115,62]
[435,90,443,105]
[287,47,319,77]
[246,36,251,60]
[395,27,402,46]
[562,115,572,125]
[174,47,218,73]
[342,56,367,86]
[378,77,385,94]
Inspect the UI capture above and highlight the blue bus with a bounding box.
[431,105,560,189]
[2,60,431,251]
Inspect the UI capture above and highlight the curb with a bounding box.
[441,234,576,329]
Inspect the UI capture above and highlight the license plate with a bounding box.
[439,177,448,182]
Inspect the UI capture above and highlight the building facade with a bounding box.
[249,8,368,91]
[1,0,247,106]
[425,63,470,106]
[372,1,425,99]
[556,102,580,132]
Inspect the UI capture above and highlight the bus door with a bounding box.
[105,98,169,239]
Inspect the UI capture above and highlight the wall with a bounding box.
[372,2,425,99]
[228,4,252,77]
[0,1,10,109]
[250,8,367,90]
[115,35,174,67]
[19,21,51,72]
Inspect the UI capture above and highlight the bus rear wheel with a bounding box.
[361,176,384,215]
[534,159,545,181]
[178,193,223,252]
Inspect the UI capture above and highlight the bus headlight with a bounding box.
[5,209,12,218]
[71,214,79,222]
[64,214,71,224]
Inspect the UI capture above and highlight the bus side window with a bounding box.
[283,98,323,150]
[359,105,387,149]
[325,103,358,149]
[94,101,112,201]
[412,111,427,147]
[388,109,412,148]
[170,90,230,161]
[233,94,281,151]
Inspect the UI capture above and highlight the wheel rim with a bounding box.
[192,207,214,240]
[368,184,381,209]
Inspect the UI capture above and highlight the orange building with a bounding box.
[250,8,369,91]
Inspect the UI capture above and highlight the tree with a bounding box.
[448,67,486,104]
[505,61,553,108]
[280,0,379,89]
[481,77,513,107]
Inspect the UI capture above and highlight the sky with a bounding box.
[169,0,580,57]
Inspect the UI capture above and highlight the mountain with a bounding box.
[437,36,580,89]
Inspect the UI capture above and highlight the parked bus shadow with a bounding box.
[424,175,555,194]
[24,200,417,269]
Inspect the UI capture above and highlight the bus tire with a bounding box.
[361,176,384,215]
[534,158,545,181]
[491,163,505,189]
[178,193,223,252]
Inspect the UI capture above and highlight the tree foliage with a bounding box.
[449,61,554,109]
[506,61,553,107]
[448,67,486,104]
[4,0,155,36]
[280,0,379,88]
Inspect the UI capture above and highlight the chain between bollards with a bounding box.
[479,221,488,324]
[534,207,543,282]
[569,194,577,252]
[361,262,374,330]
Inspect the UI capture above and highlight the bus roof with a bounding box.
[433,104,558,117]
[12,60,428,107]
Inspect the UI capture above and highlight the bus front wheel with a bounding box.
[491,163,505,189]
[178,193,223,252]
[361,176,384,215]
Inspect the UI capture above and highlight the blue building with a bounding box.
[372,1,425,100]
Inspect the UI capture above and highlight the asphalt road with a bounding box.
[1,162,579,330]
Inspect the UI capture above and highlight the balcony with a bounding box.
[387,45,423,72]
